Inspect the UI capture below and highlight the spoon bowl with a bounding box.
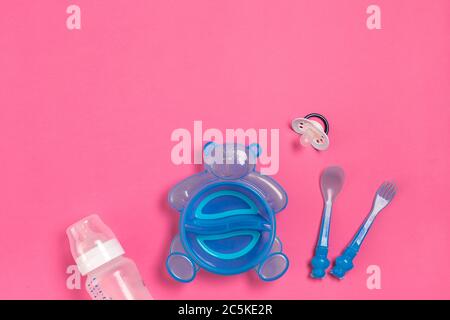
[320,166,345,202]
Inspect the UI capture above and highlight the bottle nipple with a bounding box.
[67,214,124,275]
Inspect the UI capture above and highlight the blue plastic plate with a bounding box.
[180,182,275,275]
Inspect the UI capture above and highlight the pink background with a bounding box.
[0,1,449,299]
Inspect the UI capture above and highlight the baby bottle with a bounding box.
[67,214,152,300]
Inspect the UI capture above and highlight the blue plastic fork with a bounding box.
[330,181,397,279]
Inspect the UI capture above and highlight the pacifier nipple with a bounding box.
[300,129,314,146]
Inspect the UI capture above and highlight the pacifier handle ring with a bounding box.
[304,113,329,134]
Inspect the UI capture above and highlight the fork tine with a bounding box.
[377,182,388,197]
[385,182,393,196]
[377,181,397,201]
[385,185,392,199]
[385,183,392,197]
[384,182,396,200]
[389,183,397,199]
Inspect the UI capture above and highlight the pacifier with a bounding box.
[291,113,330,151]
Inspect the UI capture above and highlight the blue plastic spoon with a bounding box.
[310,166,345,279]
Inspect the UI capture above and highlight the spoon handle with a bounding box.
[310,201,332,279]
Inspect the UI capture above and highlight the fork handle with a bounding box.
[330,209,378,279]
[351,208,379,248]
[330,245,358,279]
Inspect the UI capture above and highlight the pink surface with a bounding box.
[0,1,449,299]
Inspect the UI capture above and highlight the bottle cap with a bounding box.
[67,214,125,275]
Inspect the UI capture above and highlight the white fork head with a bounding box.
[373,181,397,211]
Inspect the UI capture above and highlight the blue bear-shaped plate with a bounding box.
[167,143,288,282]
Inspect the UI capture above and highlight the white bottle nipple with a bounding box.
[67,215,125,275]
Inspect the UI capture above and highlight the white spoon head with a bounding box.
[320,166,345,202]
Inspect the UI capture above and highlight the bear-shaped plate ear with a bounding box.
[247,143,261,158]
[203,141,217,164]
[203,141,216,154]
